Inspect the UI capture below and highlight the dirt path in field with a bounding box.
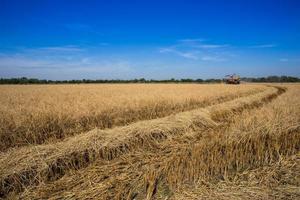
[0,86,288,199]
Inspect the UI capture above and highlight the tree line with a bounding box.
[0,76,299,84]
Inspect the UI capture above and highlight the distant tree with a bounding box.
[0,76,299,84]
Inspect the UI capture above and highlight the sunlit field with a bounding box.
[0,84,264,150]
[0,83,299,199]
[1,0,299,199]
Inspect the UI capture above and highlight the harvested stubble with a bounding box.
[14,84,299,200]
[0,84,265,151]
[0,85,289,199]
[172,153,300,200]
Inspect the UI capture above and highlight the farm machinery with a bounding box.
[224,74,241,84]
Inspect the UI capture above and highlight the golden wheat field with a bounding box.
[0,83,299,199]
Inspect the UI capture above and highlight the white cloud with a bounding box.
[159,39,229,61]
[177,52,199,60]
[159,47,199,60]
[177,38,228,49]
[0,46,134,76]
[194,44,229,49]
[178,38,205,43]
[37,46,84,52]
[249,44,277,48]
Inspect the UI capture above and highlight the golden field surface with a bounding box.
[0,83,299,199]
[0,84,264,151]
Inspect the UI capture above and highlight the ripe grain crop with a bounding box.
[9,84,297,200]
[0,84,264,151]
[0,84,299,200]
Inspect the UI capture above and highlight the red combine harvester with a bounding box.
[224,74,241,84]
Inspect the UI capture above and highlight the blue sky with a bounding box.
[0,0,300,79]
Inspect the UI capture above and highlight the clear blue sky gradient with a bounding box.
[0,0,300,79]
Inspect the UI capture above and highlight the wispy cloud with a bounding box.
[0,46,133,75]
[37,45,84,52]
[159,47,199,60]
[158,48,173,53]
[249,44,277,48]
[159,38,230,61]
[177,52,199,60]
[178,38,228,48]
[0,51,88,70]
[193,44,229,49]
[178,38,205,43]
